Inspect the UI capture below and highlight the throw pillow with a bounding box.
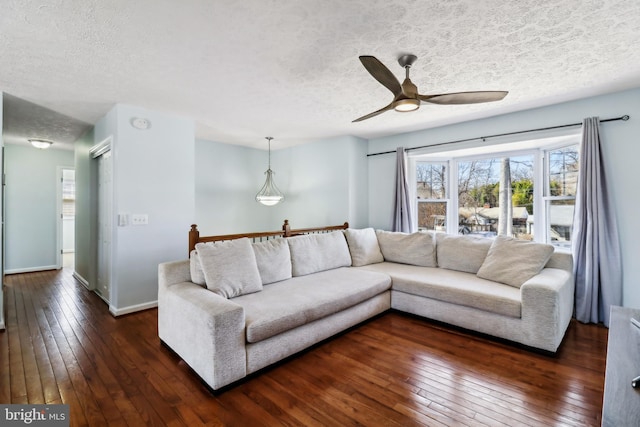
[375,230,437,267]
[287,231,352,276]
[189,249,206,286]
[476,236,554,288]
[343,228,384,267]
[195,238,263,298]
[252,238,292,285]
[436,234,493,274]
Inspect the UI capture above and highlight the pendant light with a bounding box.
[255,137,284,206]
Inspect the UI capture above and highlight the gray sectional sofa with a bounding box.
[158,228,574,391]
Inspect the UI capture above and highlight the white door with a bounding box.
[97,151,112,302]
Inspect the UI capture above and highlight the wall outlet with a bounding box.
[131,214,149,225]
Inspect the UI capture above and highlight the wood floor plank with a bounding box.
[2,268,608,426]
[7,283,29,404]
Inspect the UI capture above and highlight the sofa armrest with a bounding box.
[520,268,574,351]
[158,262,246,390]
[159,260,192,292]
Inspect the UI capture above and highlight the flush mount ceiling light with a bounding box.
[255,137,284,206]
[29,139,53,149]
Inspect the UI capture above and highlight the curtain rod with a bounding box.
[366,114,630,157]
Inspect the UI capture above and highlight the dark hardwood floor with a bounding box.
[1,268,608,426]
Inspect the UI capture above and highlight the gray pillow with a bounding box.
[252,239,292,285]
[195,238,262,298]
[476,236,554,288]
[436,233,493,274]
[375,230,437,267]
[344,228,384,267]
[189,249,206,286]
[287,231,352,276]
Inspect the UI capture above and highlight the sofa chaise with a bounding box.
[158,225,574,391]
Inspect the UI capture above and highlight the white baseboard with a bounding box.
[5,265,58,275]
[109,300,158,317]
[72,272,91,290]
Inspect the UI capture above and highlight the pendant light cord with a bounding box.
[266,136,273,170]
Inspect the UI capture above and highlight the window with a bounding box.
[457,154,534,239]
[416,162,447,231]
[544,145,579,248]
[413,136,579,247]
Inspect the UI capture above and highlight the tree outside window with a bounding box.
[457,155,534,240]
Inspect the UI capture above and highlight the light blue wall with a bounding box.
[195,135,369,233]
[94,104,195,314]
[195,139,270,234]
[4,144,74,272]
[367,87,640,309]
[269,135,369,229]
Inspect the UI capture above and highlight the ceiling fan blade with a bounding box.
[418,91,508,105]
[352,102,395,122]
[359,56,402,97]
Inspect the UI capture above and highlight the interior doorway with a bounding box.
[58,167,75,269]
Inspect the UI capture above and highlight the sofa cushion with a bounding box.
[287,231,352,276]
[436,233,492,274]
[375,230,437,267]
[358,262,521,318]
[344,228,384,267]
[477,236,554,288]
[189,250,206,286]
[232,267,391,343]
[195,239,263,298]
[252,239,292,285]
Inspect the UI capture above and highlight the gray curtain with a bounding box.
[392,147,414,232]
[572,117,622,327]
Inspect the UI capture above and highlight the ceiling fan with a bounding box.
[353,54,508,122]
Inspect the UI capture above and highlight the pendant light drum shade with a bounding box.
[256,137,284,206]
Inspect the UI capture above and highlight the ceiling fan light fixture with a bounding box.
[256,137,284,206]
[394,98,420,112]
[29,139,53,149]
[354,55,508,122]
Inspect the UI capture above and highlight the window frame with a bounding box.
[410,133,580,248]
[542,142,580,248]
[414,160,451,232]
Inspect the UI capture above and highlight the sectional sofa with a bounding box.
[158,228,574,391]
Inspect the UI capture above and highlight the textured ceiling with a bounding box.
[2,0,640,150]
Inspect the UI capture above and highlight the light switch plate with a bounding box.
[118,213,129,227]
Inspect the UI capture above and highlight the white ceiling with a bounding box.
[2,0,640,150]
